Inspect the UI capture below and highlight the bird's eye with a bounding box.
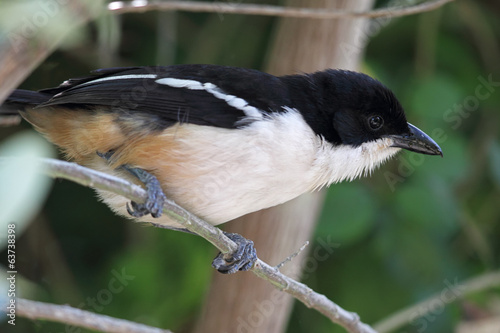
[368,115,384,130]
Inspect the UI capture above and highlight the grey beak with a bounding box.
[390,123,443,156]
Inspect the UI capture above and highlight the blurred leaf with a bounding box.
[403,133,468,184]
[312,242,411,327]
[394,176,458,238]
[408,74,464,121]
[316,183,376,244]
[104,229,212,330]
[0,131,55,249]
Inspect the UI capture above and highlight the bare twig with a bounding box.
[16,298,172,333]
[0,157,376,333]
[108,0,455,19]
[275,241,309,269]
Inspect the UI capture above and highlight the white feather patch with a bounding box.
[310,137,400,190]
[156,77,263,119]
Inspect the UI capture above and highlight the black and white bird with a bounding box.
[1,64,442,273]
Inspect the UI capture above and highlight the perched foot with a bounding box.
[123,166,166,218]
[97,151,167,218]
[212,232,257,274]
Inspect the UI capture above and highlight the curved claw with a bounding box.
[212,232,257,274]
[126,201,151,218]
[123,166,166,219]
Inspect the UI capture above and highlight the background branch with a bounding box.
[16,298,172,333]
[0,157,376,333]
[0,0,101,103]
[374,270,500,333]
[108,0,455,19]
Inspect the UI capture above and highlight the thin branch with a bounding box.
[16,298,172,333]
[252,260,374,333]
[0,157,376,333]
[108,0,455,19]
[374,270,500,333]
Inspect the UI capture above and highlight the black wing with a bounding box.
[37,65,291,129]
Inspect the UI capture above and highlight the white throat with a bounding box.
[310,136,401,190]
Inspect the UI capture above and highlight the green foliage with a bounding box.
[316,183,377,245]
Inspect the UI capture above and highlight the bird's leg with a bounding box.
[212,232,257,274]
[97,151,166,218]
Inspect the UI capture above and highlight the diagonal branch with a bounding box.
[108,0,455,19]
[15,298,172,333]
[0,157,376,333]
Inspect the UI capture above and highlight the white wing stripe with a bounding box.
[156,77,263,119]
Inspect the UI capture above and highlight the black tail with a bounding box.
[1,90,52,115]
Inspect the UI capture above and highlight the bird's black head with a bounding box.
[304,69,442,156]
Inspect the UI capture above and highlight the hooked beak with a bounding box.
[389,123,443,156]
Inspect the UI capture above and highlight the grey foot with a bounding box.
[212,232,257,274]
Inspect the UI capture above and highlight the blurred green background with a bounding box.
[1,0,499,332]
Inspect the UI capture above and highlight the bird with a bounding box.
[1,64,442,273]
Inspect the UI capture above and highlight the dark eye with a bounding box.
[368,115,384,130]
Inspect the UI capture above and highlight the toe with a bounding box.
[212,233,257,274]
